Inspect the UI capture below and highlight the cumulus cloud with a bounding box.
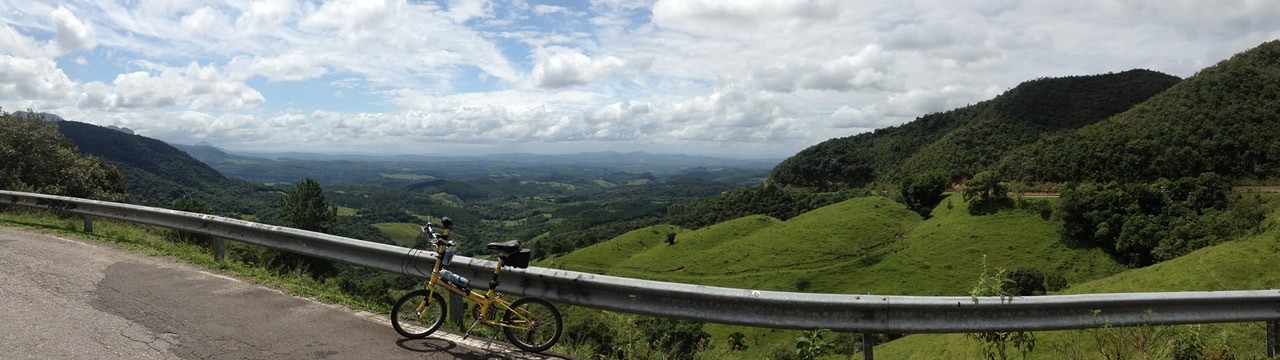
[829,85,982,129]
[0,55,79,102]
[525,49,632,88]
[0,25,43,58]
[92,62,265,111]
[751,44,894,92]
[48,6,96,55]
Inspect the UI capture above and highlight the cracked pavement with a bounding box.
[0,226,569,360]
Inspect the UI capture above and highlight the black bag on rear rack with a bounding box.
[501,249,532,269]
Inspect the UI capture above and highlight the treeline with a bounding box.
[1058,174,1268,267]
[998,40,1280,183]
[0,110,127,202]
[55,120,280,216]
[770,69,1180,189]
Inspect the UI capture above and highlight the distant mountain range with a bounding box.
[12,110,66,122]
[168,143,779,184]
[194,148,781,169]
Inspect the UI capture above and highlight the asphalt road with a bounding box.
[0,226,569,360]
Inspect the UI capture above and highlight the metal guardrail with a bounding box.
[3,190,1279,355]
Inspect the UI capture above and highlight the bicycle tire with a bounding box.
[501,297,562,353]
[391,289,447,339]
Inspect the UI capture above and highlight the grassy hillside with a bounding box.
[549,196,923,289]
[999,40,1280,182]
[875,195,1280,359]
[553,194,1121,294]
[550,194,1128,357]
[371,222,422,247]
[769,70,1179,189]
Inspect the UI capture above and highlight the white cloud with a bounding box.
[302,0,402,31]
[137,0,202,17]
[228,54,326,82]
[652,0,839,35]
[533,5,571,15]
[750,44,894,93]
[100,62,264,111]
[268,112,307,127]
[525,49,631,88]
[0,55,79,103]
[48,6,96,56]
[180,6,229,38]
[235,0,293,33]
[446,0,492,23]
[0,25,43,58]
[829,85,982,129]
[109,72,179,108]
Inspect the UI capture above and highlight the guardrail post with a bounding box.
[863,332,874,360]
[212,238,226,262]
[1268,319,1277,358]
[450,292,465,329]
[81,215,93,233]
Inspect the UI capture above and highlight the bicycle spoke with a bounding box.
[501,297,562,353]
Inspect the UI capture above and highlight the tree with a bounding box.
[1003,267,1047,296]
[963,170,1009,215]
[272,178,338,278]
[0,109,126,201]
[280,178,337,233]
[899,172,948,218]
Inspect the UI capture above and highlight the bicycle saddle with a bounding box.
[486,240,521,255]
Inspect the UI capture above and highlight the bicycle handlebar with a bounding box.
[421,217,454,247]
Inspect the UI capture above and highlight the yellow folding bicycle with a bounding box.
[390,216,562,353]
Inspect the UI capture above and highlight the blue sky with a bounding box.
[2,1,1279,158]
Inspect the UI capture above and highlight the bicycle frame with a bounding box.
[392,218,562,352]
[419,234,536,332]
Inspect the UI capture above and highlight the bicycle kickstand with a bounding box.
[462,317,484,340]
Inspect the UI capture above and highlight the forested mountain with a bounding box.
[171,143,258,165]
[997,40,1280,182]
[56,121,269,211]
[0,111,126,202]
[770,69,1180,189]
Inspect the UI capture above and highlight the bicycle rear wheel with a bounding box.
[391,289,447,339]
[501,297,562,353]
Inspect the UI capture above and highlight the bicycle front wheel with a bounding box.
[501,297,562,352]
[391,289,447,339]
